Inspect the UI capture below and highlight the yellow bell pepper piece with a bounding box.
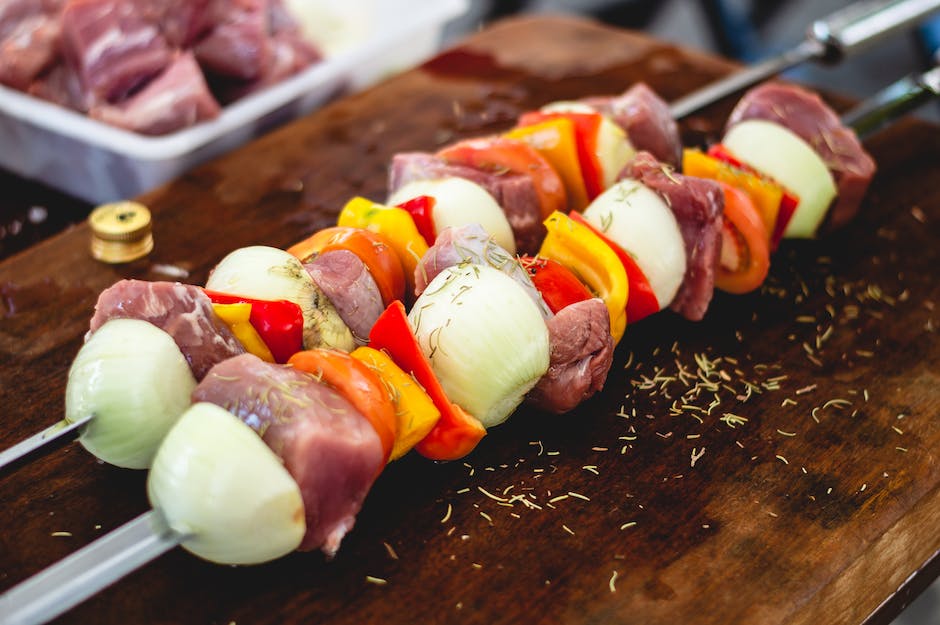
[506,118,589,212]
[538,211,628,343]
[350,346,441,461]
[682,148,781,242]
[211,303,275,362]
[337,197,429,297]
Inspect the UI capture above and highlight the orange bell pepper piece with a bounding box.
[506,118,589,212]
[682,148,781,243]
[289,348,399,465]
[336,197,429,300]
[437,136,567,219]
[286,226,406,307]
[714,182,771,294]
[519,110,605,200]
[351,346,441,461]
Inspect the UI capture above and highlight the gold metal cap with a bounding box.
[89,202,154,264]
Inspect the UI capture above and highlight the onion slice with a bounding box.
[722,119,837,238]
[581,179,686,309]
[388,177,517,254]
[148,402,306,565]
[65,319,196,469]
[408,263,550,428]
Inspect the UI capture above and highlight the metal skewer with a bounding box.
[669,0,940,118]
[0,511,187,625]
[0,415,93,474]
[844,65,940,137]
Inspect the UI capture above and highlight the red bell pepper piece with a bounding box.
[368,301,486,461]
[707,143,797,250]
[395,195,437,247]
[770,193,798,251]
[518,255,593,314]
[705,143,744,169]
[569,212,660,323]
[203,290,304,364]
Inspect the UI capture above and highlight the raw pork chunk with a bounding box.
[193,354,385,555]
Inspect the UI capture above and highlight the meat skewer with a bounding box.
[1,73,936,625]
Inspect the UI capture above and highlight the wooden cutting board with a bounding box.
[1,15,938,625]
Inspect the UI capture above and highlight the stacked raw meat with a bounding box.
[0,0,321,135]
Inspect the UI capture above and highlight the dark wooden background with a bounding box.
[1,15,938,625]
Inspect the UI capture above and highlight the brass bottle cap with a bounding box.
[89,202,154,264]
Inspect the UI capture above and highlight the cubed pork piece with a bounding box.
[0,0,63,40]
[0,0,38,40]
[267,0,298,34]
[192,353,385,555]
[265,0,321,73]
[89,52,221,135]
[389,152,545,254]
[138,0,214,48]
[263,29,320,79]
[27,60,91,111]
[0,14,62,89]
[88,280,244,379]
[414,223,552,320]
[304,249,384,346]
[194,0,271,81]
[0,0,64,89]
[725,82,876,230]
[213,29,320,102]
[60,0,173,102]
[528,298,614,414]
[619,151,724,322]
[581,83,681,168]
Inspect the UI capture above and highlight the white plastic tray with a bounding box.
[0,0,468,204]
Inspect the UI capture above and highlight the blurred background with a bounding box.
[447,0,940,122]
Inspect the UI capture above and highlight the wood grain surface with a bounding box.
[0,169,90,262]
[1,15,939,625]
